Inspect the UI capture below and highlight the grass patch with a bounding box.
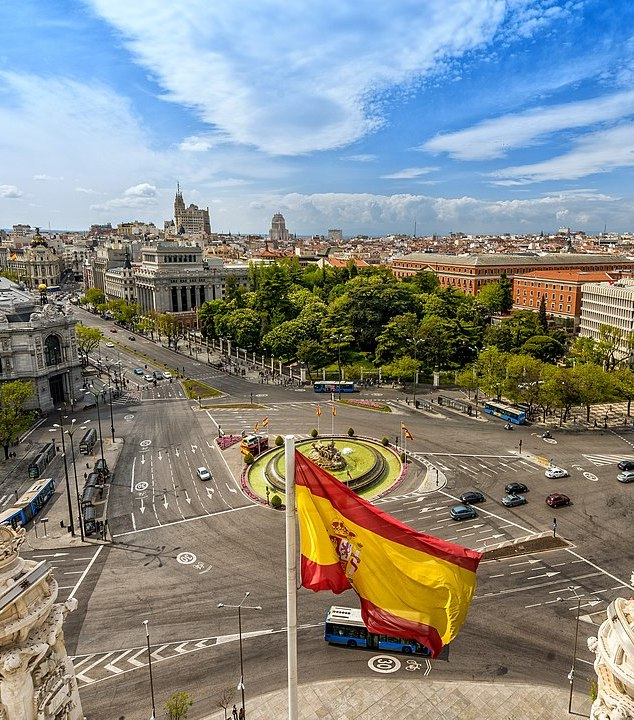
[182,379,222,399]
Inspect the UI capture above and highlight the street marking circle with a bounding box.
[294,389,306,392]
[124,414,135,421]
[135,482,148,491]
[583,472,598,482]
[543,438,557,444]
[368,655,401,674]
[176,552,197,565]
[255,394,268,397]
[140,440,152,447]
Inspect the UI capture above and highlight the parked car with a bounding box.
[617,459,634,471]
[110,328,117,333]
[153,370,163,380]
[196,467,211,481]
[163,371,172,379]
[505,482,528,494]
[545,466,569,479]
[459,491,486,504]
[134,367,144,375]
[616,471,634,483]
[450,504,477,521]
[501,494,527,507]
[105,342,114,348]
[546,493,571,508]
[128,335,135,341]
[144,374,153,382]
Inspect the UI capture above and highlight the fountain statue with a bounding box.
[309,440,346,471]
[587,571,634,719]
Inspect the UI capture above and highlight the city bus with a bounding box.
[0,478,56,529]
[313,380,357,393]
[483,401,527,425]
[324,606,430,656]
[79,428,97,455]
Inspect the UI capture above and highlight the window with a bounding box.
[44,334,62,366]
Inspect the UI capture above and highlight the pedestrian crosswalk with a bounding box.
[583,453,630,467]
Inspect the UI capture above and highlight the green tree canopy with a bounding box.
[0,380,34,460]
[75,325,102,366]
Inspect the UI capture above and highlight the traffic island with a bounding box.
[482,531,570,561]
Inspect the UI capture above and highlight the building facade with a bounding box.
[174,185,211,236]
[390,253,634,296]
[269,213,289,249]
[0,280,82,412]
[579,280,634,363]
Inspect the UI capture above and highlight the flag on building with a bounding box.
[401,423,413,440]
[254,422,259,433]
[316,405,322,417]
[295,451,482,658]
[262,417,269,428]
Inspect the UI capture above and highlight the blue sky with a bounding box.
[2,0,634,236]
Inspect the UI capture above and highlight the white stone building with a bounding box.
[579,280,634,363]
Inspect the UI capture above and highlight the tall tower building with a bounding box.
[269,213,289,249]
[173,184,211,236]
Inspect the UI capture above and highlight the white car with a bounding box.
[163,371,172,379]
[196,467,211,481]
[105,342,114,348]
[545,466,569,479]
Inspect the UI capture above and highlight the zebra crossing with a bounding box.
[583,453,630,467]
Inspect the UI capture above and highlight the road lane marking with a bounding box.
[67,546,103,601]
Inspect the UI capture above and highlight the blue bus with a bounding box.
[314,380,357,393]
[0,478,56,529]
[324,606,430,656]
[483,401,527,425]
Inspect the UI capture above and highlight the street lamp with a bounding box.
[51,411,75,537]
[407,336,423,407]
[84,389,105,463]
[567,585,583,714]
[143,620,156,720]
[107,386,115,443]
[217,592,262,718]
[65,418,88,542]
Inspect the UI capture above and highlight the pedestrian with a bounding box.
[232,705,238,720]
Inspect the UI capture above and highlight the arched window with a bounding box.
[44,334,62,366]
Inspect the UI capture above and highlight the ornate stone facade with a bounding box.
[0,526,83,719]
[588,572,634,719]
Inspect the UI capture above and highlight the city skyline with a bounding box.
[2,1,634,236]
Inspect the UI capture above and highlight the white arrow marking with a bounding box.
[139,498,145,514]
[163,493,168,510]
[140,455,145,465]
[226,484,237,494]
[206,487,214,498]
[151,644,168,661]
[184,490,192,504]
[191,444,198,453]
[195,639,211,649]
[207,441,214,448]
[104,649,133,674]
[158,451,163,461]
[509,559,540,566]
[175,448,180,457]
[126,649,146,667]
[175,642,190,654]
[528,571,560,580]
[31,552,70,558]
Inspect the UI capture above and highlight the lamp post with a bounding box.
[567,586,582,714]
[143,620,156,720]
[107,386,115,442]
[64,418,86,542]
[218,592,262,718]
[51,411,75,536]
[84,389,105,463]
[407,336,423,407]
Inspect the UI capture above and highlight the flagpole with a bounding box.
[331,404,335,436]
[317,405,320,435]
[284,435,298,720]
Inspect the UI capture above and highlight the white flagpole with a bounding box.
[317,407,320,435]
[284,435,298,720]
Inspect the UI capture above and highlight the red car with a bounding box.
[546,493,571,508]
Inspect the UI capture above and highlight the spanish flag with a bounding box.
[254,422,259,433]
[296,452,482,658]
[262,417,269,428]
[316,405,322,417]
[332,405,336,417]
[402,423,413,440]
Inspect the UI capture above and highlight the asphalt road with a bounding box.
[47,310,634,718]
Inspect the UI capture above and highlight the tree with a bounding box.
[75,325,102,366]
[157,313,184,350]
[498,272,513,312]
[217,687,236,720]
[573,363,614,422]
[474,347,508,401]
[405,270,439,294]
[538,296,548,332]
[476,282,505,314]
[595,324,634,370]
[0,381,34,460]
[164,691,193,720]
[82,288,105,307]
[613,367,634,416]
[520,335,565,363]
[381,356,419,382]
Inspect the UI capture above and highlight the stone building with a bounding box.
[0,525,84,719]
[173,184,211,236]
[269,213,289,249]
[0,229,63,290]
[579,279,634,364]
[104,249,136,302]
[0,279,82,411]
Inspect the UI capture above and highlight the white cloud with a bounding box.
[381,167,438,179]
[491,124,634,182]
[0,185,23,198]
[343,154,378,163]
[422,89,634,160]
[33,174,63,181]
[85,0,546,155]
[91,183,159,211]
[75,187,100,195]
[123,183,158,198]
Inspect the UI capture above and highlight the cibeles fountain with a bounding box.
[588,572,634,719]
[0,525,83,719]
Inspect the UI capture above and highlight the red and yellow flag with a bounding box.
[316,405,322,417]
[401,423,413,440]
[295,452,482,658]
[332,406,336,417]
[262,417,269,427]
[254,422,259,433]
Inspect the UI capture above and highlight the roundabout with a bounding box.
[243,436,405,504]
